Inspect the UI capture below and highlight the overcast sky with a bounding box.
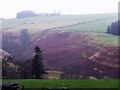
[0,0,119,19]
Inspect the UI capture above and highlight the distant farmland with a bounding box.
[2,13,117,34]
[2,13,118,46]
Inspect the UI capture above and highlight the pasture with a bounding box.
[2,13,117,34]
[3,79,119,89]
[2,13,119,46]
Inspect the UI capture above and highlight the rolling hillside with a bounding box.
[2,13,119,78]
[2,13,117,34]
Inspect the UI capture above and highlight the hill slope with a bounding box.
[2,13,119,78]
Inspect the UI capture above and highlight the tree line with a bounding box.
[107,20,120,35]
[16,10,61,18]
[2,46,45,79]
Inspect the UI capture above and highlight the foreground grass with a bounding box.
[3,79,119,88]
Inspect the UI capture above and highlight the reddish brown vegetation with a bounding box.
[30,32,118,78]
[2,31,119,78]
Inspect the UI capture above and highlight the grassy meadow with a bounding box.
[51,16,118,46]
[2,13,119,46]
[2,13,117,34]
[3,79,119,89]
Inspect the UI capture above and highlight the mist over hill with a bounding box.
[2,13,119,79]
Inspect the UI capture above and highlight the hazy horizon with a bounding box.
[0,0,119,19]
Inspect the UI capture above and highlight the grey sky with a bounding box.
[0,0,119,19]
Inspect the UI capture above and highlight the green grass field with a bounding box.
[51,16,118,46]
[52,17,117,32]
[2,13,117,34]
[2,13,117,27]
[3,79,119,89]
[2,13,119,46]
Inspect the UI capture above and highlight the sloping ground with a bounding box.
[31,31,118,78]
[2,30,118,78]
[2,13,117,34]
[2,13,118,78]
[0,49,10,59]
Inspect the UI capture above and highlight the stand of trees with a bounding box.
[17,11,36,18]
[2,28,31,60]
[107,20,120,35]
[2,46,45,79]
[20,28,30,47]
[2,55,20,79]
[19,28,32,60]
[16,10,61,18]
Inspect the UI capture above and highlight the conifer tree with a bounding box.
[32,46,45,79]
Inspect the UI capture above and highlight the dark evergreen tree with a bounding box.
[32,46,45,79]
[107,20,120,35]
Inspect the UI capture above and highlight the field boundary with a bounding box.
[43,17,116,33]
